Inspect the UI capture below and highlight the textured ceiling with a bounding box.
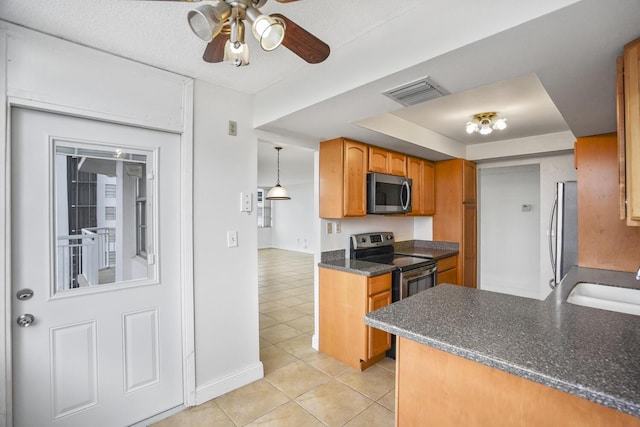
[2,0,640,178]
[0,0,425,94]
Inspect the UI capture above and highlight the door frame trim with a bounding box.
[2,94,196,425]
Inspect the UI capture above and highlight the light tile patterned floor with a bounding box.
[153,248,396,427]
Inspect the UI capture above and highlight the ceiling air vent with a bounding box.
[383,77,449,107]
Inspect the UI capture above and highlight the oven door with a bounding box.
[398,264,437,300]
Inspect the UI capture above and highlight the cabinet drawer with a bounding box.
[368,273,391,295]
[437,268,458,285]
[437,256,457,272]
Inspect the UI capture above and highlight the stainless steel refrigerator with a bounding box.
[549,181,578,288]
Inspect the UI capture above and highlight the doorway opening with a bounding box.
[478,164,541,298]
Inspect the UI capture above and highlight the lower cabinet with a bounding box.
[319,267,391,370]
[396,337,640,427]
[437,255,458,285]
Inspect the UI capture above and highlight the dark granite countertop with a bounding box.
[318,258,396,277]
[319,240,458,276]
[394,240,458,260]
[365,266,640,418]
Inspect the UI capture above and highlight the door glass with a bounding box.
[53,142,155,294]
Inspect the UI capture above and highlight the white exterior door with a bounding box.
[10,108,183,426]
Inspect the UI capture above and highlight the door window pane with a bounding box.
[54,142,154,294]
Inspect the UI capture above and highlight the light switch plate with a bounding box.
[228,120,237,136]
[227,230,238,247]
[240,192,252,212]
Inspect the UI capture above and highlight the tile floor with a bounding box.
[154,248,396,427]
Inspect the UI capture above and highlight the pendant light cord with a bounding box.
[276,147,282,185]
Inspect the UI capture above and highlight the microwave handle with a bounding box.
[401,180,411,210]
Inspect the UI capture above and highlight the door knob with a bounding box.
[16,314,34,328]
[16,288,34,301]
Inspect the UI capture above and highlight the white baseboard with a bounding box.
[195,362,264,406]
[311,333,319,351]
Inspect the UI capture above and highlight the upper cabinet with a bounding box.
[319,137,368,218]
[576,134,640,271]
[319,137,435,218]
[618,37,640,226]
[368,146,407,176]
[406,156,435,216]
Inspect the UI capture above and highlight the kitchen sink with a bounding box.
[567,282,640,316]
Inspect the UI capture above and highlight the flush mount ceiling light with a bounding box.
[465,112,508,136]
[266,147,290,200]
[175,0,330,67]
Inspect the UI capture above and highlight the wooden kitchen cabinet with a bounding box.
[368,146,407,176]
[436,255,458,285]
[396,337,640,427]
[406,156,435,216]
[319,268,391,370]
[620,37,640,225]
[367,290,392,358]
[433,159,477,287]
[576,134,640,272]
[319,137,367,218]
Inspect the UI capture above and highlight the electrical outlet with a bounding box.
[228,120,237,136]
[335,221,341,234]
[227,230,238,247]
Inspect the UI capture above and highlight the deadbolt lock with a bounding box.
[16,288,34,301]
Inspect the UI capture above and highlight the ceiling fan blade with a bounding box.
[203,33,229,63]
[271,13,330,64]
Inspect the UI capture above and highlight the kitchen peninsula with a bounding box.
[366,267,640,426]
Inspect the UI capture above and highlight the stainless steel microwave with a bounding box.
[367,172,412,214]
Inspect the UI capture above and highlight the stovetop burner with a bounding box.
[350,232,436,272]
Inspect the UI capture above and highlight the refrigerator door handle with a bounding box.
[548,189,558,289]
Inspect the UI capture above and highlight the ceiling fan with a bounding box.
[164,0,330,66]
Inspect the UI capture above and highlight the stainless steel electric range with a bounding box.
[350,232,437,359]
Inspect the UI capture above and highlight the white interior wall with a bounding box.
[479,165,540,299]
[270,182,315,254]
[191,80,262,403]
[320,216,418,254]
[257,227,272,249]
[477,152,576,300]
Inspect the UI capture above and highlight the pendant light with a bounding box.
[266,147,290,200]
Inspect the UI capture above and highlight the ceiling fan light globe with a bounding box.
[479,125,493,135]
[187,4,231,42]
[223,40,250,66]
[253,17,286,51]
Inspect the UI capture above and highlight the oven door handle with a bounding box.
[401,265,437,280]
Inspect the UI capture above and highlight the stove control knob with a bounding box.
[360,237,367,243]
[386,235,393,240]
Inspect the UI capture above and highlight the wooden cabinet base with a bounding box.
[358,352,386,371]
[396,337,640,426]
[319,268,391,370]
